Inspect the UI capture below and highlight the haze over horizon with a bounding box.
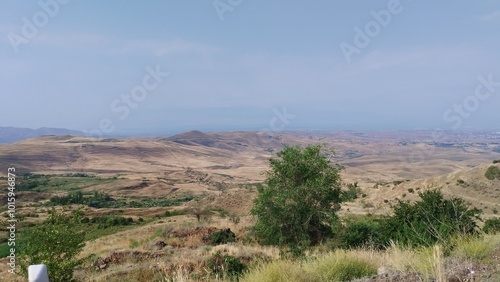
[2,1,500,136]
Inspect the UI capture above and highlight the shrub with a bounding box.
[208,251,246,279]
[341,218,389,249]
[493,159,500,164]
[209,229,236,245]
[164,210,172,217]
[87,215,132,228]
[0,243,10,258]
[340,182,360,202]
[457,179,465,185]
[483,218,500,234]
[485,166,500,180]
[386,190,482,247]
[18,209,86,282]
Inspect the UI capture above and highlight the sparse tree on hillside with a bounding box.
[251,145,343,254]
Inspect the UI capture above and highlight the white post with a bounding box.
[28,264,49,282]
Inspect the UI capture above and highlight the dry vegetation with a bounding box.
[1,130,500,281]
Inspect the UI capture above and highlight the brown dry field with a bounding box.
[1,130,499,215]
[1,130,499,204]
[0,130,499,280]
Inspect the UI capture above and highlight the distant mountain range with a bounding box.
[0,126,86,143]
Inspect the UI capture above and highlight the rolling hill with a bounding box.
[0,126,85,143]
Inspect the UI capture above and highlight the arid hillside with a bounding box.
[1,130,500,281]
[1,130,499,215]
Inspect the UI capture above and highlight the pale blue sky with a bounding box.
[1,1,500,135]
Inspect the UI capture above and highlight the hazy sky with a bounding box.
[1,1,500,135]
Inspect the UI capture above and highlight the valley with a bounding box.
[1,130,499,281]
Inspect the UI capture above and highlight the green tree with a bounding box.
[251,145,342,254]
[19,208,86,282]
[387,189,481,247]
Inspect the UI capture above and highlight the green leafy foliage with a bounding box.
[483,218,500,234]
[18,208,86,282]
[16,173,50,191]
[49,190,111,206]
[82,215,134,229]
[340,218,389,249]
[209,229,236,245]
[340,182,361,202]
[0,243,10,258]
[485,166,500,180]
[207,251,246,279]
[386,190,481,247]
[251,145,342,254]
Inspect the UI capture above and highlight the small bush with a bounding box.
[393,180,404,186]
[341,182,361,202]
[386,189,481,247]
[0,243,10,258]
[457,179,465,185]
[163,210,183,217]
[209,229,236,245]
[341,218,388,249]
[208,251,246,279]
[493,159,500,164]
[485,166,500,180]
[483,218,500,234]
[87,215,132,228]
